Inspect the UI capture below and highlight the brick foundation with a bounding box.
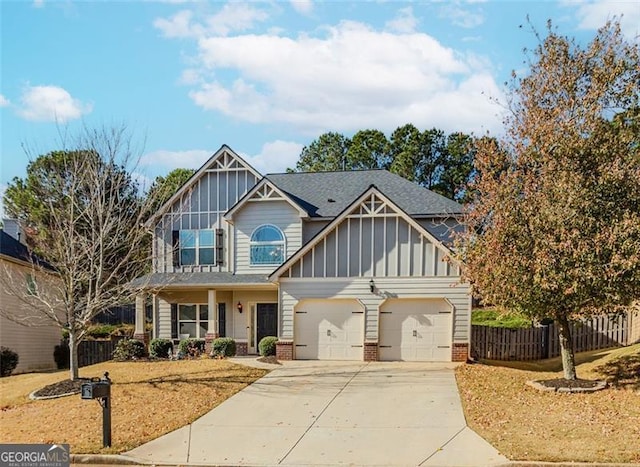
[276,340,294,360]
[452,343,469,362]
[204,333,219,353]
[133,332,149,347]
[364,342,378,361]
[236,342,248,356]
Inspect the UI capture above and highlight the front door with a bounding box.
[256,303,278,346]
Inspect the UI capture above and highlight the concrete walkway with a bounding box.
[126,361,507,466]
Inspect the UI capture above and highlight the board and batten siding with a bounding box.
[233,200,302,274]
[279,277,471,344]
[284,212,460,279]
[152,152,260,273]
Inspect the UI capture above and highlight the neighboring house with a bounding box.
[132,145,471,361]
[0,226,61,373]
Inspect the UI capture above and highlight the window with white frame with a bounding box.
[178,304,208,338]
[250,224,285,266]
[175,229,217,266]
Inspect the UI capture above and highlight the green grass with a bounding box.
[472,308,532,328]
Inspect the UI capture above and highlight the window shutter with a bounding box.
[171,304,178,339]
[172,230,180,267]
[216,229,224,265]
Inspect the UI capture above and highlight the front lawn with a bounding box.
[456,344,640,463]
[0,359,268,454]
[471,308,532,328]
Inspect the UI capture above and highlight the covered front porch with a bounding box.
[132,272,278,355]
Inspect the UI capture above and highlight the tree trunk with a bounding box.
[69,332,80,380]
[556,315,577,380]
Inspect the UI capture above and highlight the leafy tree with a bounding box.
[148,167,196,212]
[346,129,391,170]
[388,123,422,182]
[294,132,351,172]
[457,20,640,380]
[433,132,476,202]
[1,125,160,380]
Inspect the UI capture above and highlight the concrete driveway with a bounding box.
[126,361,507,466]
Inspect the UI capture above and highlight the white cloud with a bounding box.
[17,85,92,123]
[290,0,313,15]
[140,149,212,170]
[241,140,304,174]
[567,0,640,40]
[439,3,484,29]
[385,6,418,34]
[153,3,269,38]
[184,20,503,135]
[32,0,44,8]
[0,94,9,107]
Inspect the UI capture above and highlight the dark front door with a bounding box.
[256,303,278,345]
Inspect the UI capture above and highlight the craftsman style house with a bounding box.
[133,145,471,361]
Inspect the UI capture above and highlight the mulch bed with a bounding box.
[527,378,608,393]
[31,378,92,399]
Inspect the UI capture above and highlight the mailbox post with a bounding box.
[81,372,112,448]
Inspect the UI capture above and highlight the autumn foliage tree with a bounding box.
[458,21,640,380]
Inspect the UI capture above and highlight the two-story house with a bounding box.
[132,145,471,361]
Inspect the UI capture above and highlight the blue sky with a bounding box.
[1,0,638,216]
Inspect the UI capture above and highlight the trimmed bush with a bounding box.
[210,337,236,358]
[112,338,146,361]
[178,338,206,357]
[54,341,70,369]
[149,338,174,359]
[258,336,278,357]
[0,347,19,377]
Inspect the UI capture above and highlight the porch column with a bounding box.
[205,289,218,352]
[133,294,148,345]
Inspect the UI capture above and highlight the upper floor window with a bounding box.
[173,229,222,266]
[250,225,285,266]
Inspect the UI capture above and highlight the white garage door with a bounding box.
[379,299,452,362]
[294,299,364,360]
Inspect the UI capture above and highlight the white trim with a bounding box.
[269,186,460,281]
[249,224,287,267]
[224,178,308,221]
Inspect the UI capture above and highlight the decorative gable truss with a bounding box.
[225,178,308,222]
[272,188,461,280]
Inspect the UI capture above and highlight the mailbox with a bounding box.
[81,381,110,399]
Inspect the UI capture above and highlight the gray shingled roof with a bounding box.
[130,272,272,288]
[266,170,463,218]
[0,230,54,270]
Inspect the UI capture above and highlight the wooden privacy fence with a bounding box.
[471,314,629,361]
[77,336,125,367]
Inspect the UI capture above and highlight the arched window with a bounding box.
[250,225,285,266]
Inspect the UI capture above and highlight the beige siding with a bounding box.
[279,277,471,344]
[284,215,457,279]
[234,201,302,274]
[0,261,62,373]
[152,152,260,273]
[302,220,330,243]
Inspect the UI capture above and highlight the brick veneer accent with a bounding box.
[133,333,149,347]
[363,342,378,361]
[276,340,294,360]
[236,342,248,356]
[452,343,469,362]
[204,333,219,353]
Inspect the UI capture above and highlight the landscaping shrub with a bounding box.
[112,338,146,361]
[53,341,70,369]
[178,338,206,357]
[86,324,117,339]
[149,338,173,359]
[210,337,236,358]
[0,347,19,377]
[258,336,278,357]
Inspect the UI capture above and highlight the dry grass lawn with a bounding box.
[0,359,267,454]
[456,344,640,463]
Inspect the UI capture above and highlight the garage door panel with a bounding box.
[294,300,364,360]
[379,299,452,362]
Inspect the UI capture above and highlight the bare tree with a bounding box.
[2,124,162,380]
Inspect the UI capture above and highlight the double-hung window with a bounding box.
[178,304,208,338]
[250,224,285,266]
[174,229,219,266]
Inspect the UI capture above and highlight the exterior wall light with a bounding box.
[369,279,375,293]
[237,301,243,313]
